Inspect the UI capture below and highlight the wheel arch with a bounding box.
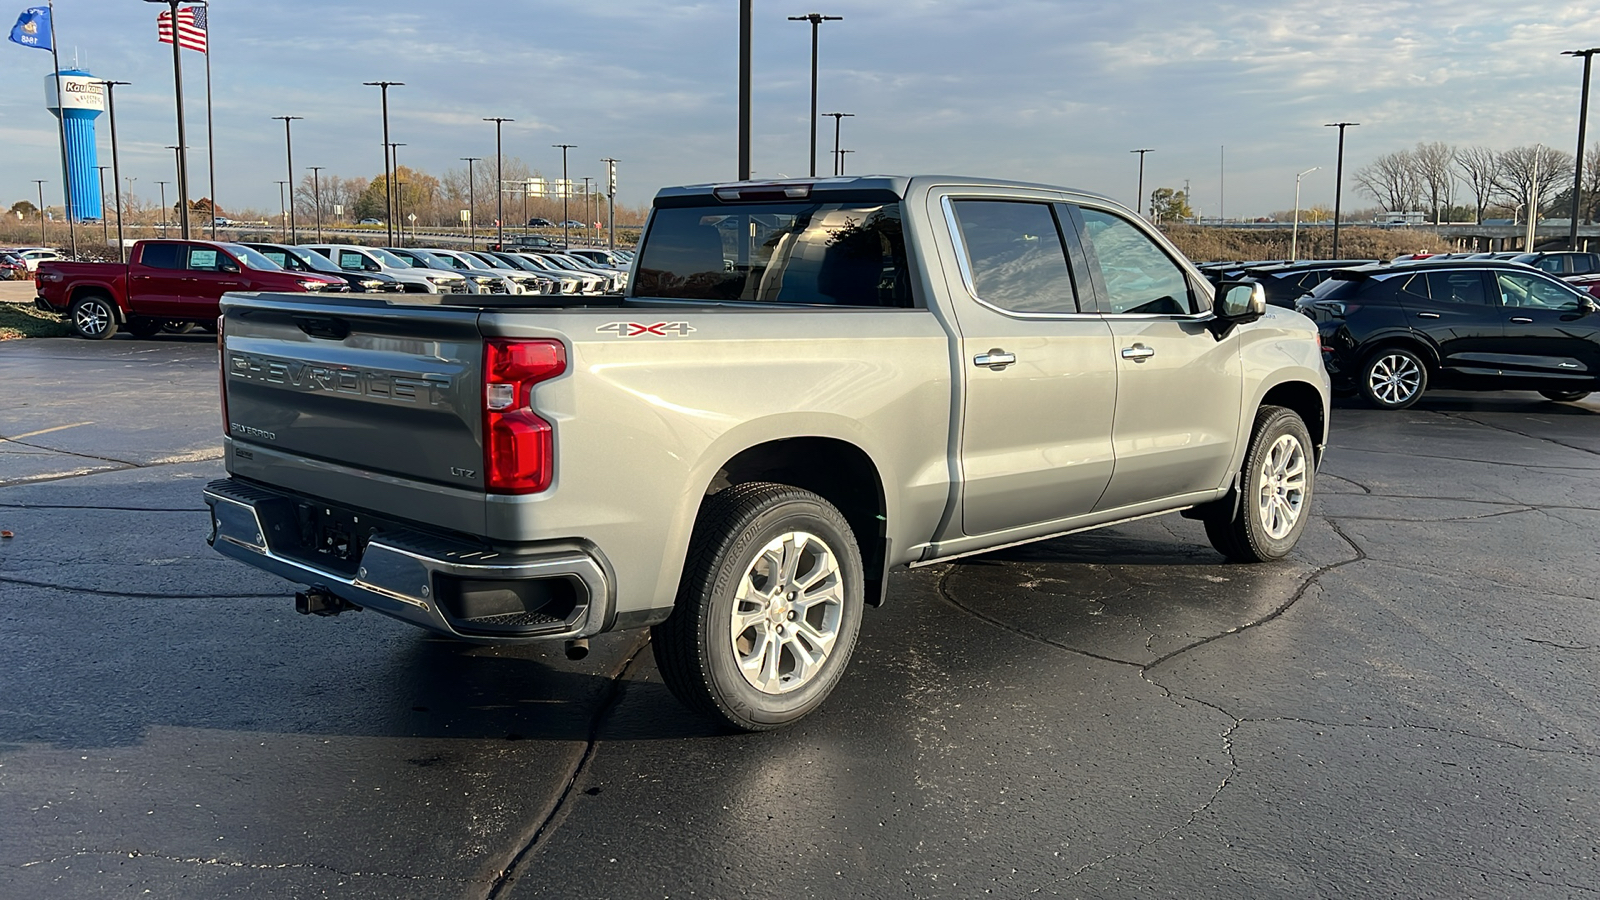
[68,285,126,321]
[705,436,890,606]
[1361,333,1439,372]
[1260,381,1327,466]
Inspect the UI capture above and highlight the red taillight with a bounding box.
[483,338,566,494]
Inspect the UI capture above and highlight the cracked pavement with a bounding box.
[2,336,1598,898]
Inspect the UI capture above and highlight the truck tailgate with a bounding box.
[222,294,486,493]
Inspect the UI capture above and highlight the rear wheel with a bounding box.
[125,317,163,338]
[161,320,196,334]
[652,482,864,732]
[1360,347,1427,410]
[1539,390,1590,402]
[1205,406,1315,563]
[69,295,118,340]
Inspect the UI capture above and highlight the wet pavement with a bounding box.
[1,335,1596,898]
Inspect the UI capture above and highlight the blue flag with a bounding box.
[8,6,52,51]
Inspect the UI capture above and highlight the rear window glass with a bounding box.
[1306,274,1363,301]
[139,242,183,269]
[634,202,912,307]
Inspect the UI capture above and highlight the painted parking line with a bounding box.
[4,421,94,441]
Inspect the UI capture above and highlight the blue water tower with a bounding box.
[44,68,103,222]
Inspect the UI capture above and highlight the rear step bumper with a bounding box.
[203,478,613,643]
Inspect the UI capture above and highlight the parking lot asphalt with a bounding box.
[2,334,1597,899]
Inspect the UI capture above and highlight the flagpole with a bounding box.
[148,0,190,239]
[201,1,214,239]
[46,0,77,255]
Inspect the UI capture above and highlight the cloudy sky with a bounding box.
[3,0,1599,219]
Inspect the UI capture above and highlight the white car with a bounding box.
[13,247,63,272]
[300,244,468,294]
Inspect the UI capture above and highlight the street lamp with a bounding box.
[363,81,404,244]
[272,116,302,243]
[483,117,514,249]
[460,157,481,249]
[1325,122,1359,258]
[275,180,288,241]
[581,176,594,242]
[144,0,194,238]
[96,165,110,247]
[1130,149,1153,219]
[788,13,843,178]
[308,166,324,242]
[823,112,853,176]
[32,180,46,245]
[96,80,131,261]
[837,148,854,174]
[1291,166,1320,262]
[553,143,576,248]
[1564,48,1600,249]
[156,180,170,234]
[601,157,618,252]
[389,143,407,245]
[739,0,752,179]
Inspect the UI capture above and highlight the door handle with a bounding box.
[1120,344,1156,361]
[1416,312,1441,319]
[1510,317,1534,324]
[973,349,1016,370]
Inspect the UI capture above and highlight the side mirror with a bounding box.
[1209,281,1266,338]
[219,260,241,274]
[1582,296,1600,315]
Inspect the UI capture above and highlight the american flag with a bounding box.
[157,5,207,53]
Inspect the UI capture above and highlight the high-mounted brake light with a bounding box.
[713,183,812,202]
[483,338,567,494]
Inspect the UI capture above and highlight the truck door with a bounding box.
[1067,205,1243,512]
[938,195,1117,537]
[180,245,249,315]
[127,241,188,316]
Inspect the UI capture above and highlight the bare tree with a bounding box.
[1354,149,1421,212]
[1493,145,1574,221]
[1583,143,1600,223]
[1455,146,1498,223]
[1412,142,1455,224]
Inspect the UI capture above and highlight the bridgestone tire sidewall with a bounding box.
[695,491,863,730]
[1238,408,1315,561]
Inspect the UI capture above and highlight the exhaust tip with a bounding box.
[564,638,590,661]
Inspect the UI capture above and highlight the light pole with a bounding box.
[275,180,288,241]
[582,176,594,242]
[1564,48,1600,249]
[32,180,46,246]
[308,165,324,242]
[156,180,170,235]
[363,81,403,244]
[96,165,110,247]
[1291,166,1321,262]
[97,80,131,261]
[461,157,481,249]
[601,157,618,252]
[1325,122,1359,258]
[483,117,514,249]
[1130,149,1153,218]
[823,112,853,175]
[739,0,752,179]
[145,0,192,238]
[389,143,407,245]
[553,143,576,248]
[788,13,843,178]
[838,148,854,174]
[271,115,302,243]
[166,144,185,228]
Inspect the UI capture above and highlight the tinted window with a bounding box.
[949,199,1078,314]
[1425,271,1485,304]
[1077,208,1196,314]
[139,242,183,270]
[1573,255,1596,275]
[256,249,292,268]
[1533,257,1562,274]
[1496,271,1583,310]
[635,202,912,307]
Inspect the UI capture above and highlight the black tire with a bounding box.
[1359,346,1428,410]
[1539,390,1590,402]
[161,320,197,334]
[69,294,118,340]
[125,317,163,338]
[1204,405,1315,563]
[652,482,864,732]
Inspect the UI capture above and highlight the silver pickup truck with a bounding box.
[205,175,1329,731]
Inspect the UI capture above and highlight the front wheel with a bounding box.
[1205,405,1315,563]
[1539,390,1590,402]
[1360,347,1428,409]
[69,295,118,340]
[652,483,864,732]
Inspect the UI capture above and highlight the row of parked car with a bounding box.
[1,246,65,279]
[30,238,633,340]
[1200,251,1600,410]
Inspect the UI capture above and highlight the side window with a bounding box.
[1076,208,1197,314]
[1496,272,1583,310]
[1533,257,1562,274]
[138,242,183,270]
[1399,273,1432,301]
[948,199,1078,314]
[1572,256,1595,275]
[1422,271,1485,304]
[337,251,367,270]
[187,247,221,271]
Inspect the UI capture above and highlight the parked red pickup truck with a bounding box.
[34,239,347,339]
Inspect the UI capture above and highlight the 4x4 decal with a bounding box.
[596,322,696,337]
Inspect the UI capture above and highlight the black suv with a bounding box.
[1299,260,1600,409]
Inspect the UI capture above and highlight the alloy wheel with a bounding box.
[1256,433,1308,540]
[729,530,845,694]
